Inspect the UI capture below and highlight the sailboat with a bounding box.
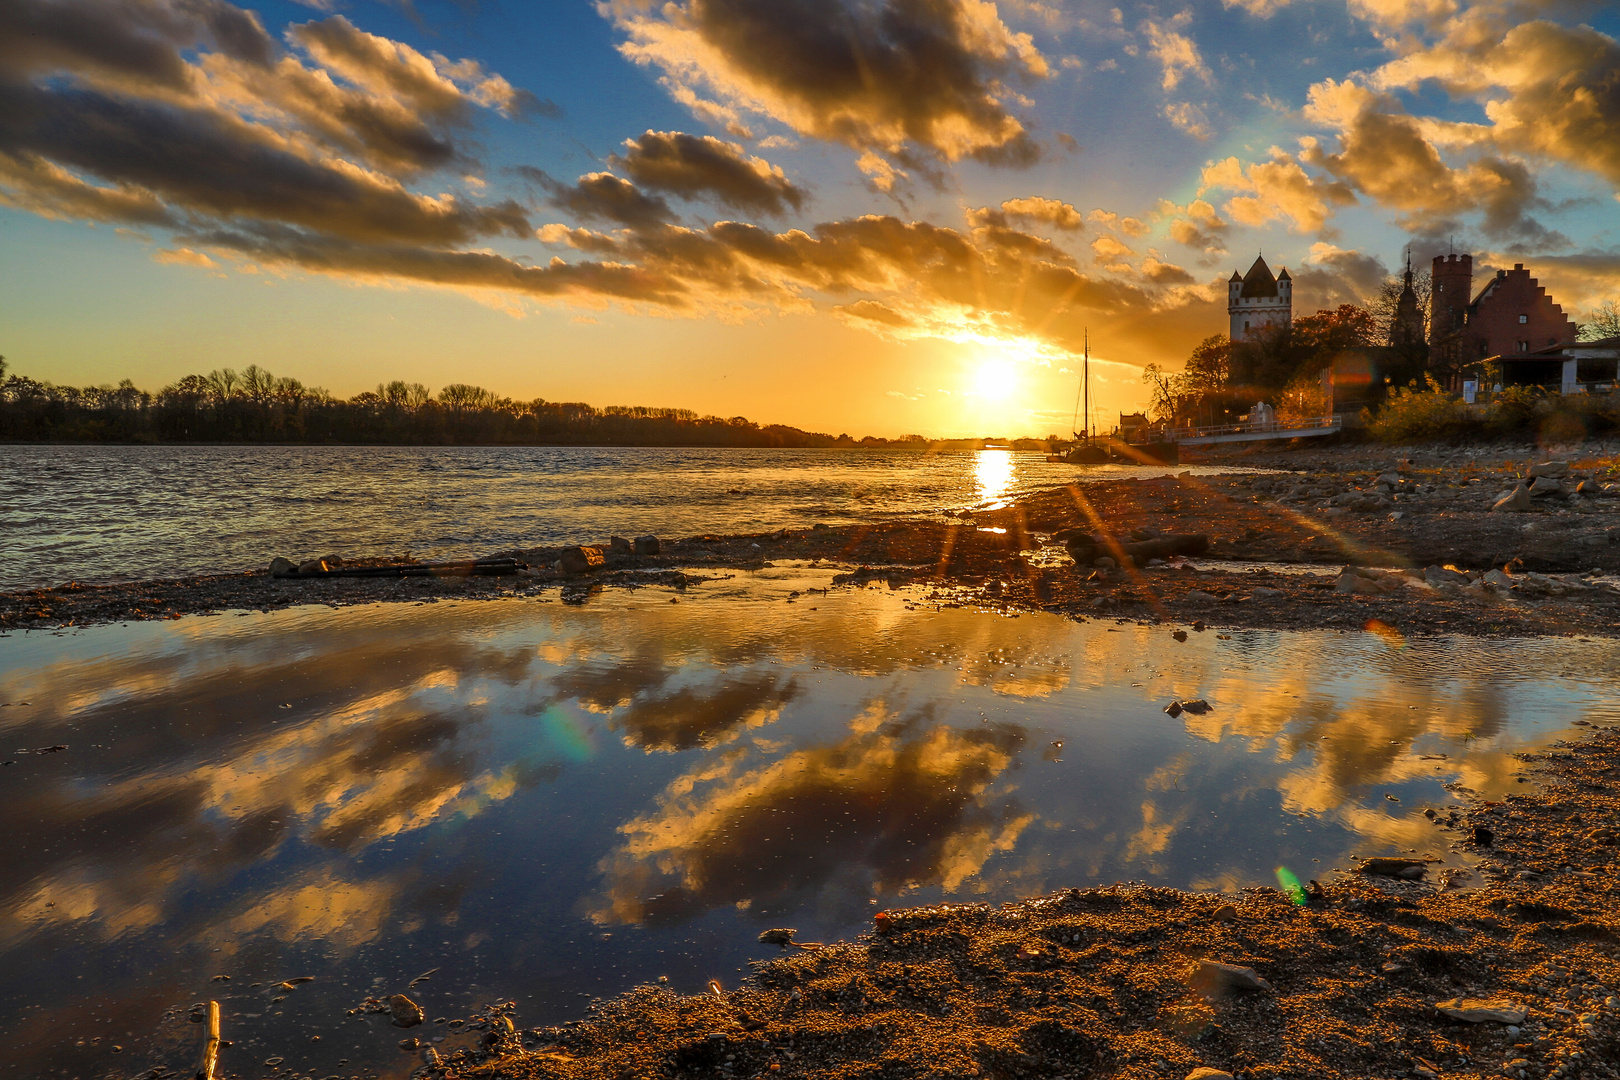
[1047,331,1110,463]
[1044,332,1179,465]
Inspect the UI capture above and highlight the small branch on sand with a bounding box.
[194,1000,220,1080]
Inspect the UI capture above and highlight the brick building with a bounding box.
[1430,255,1577,386]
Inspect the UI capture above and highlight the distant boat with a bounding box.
[1044,331,1178,464]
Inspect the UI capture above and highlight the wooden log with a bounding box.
[1064,533,1210,566]
[194,1000,220,1080]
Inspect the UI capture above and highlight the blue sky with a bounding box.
[1,0,1617,435]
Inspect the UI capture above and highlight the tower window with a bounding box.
[1516,341,1529,352]
[1518,314,1528,324]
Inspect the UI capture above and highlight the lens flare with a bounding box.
[1275,866,1307,906]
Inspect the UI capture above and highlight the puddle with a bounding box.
[2,579,1617,1077]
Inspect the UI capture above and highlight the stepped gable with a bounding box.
[1240,255,1279,298]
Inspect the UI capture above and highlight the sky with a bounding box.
[1,0,1618,438]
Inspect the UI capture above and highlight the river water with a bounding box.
[0,445,1252,591]
[2,574,1616,1078]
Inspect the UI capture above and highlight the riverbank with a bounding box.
[6,441,1619,638]
[406,724,1620,1080]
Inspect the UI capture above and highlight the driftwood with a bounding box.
[1064,532,1210,566]
[272,559,523,580]
[194,1000,220,1080]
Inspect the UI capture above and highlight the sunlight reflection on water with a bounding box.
[4,578,1606,1076]
[972,449,1017,508]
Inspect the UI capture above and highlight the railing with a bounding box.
[1165,415,1340,441]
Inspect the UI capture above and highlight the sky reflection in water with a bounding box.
[2,575,1618,1077]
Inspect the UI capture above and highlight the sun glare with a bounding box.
[972,355,1017,401]
[969,339,1045,403]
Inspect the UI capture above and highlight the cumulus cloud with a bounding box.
[1371,10,1620,194]
[1142,16,1210,93]
[1160,198,1229,253]
[0,0,1237,376]
[531,170,675,229]
[1201,147,1356,234]
[1291,242,1389,308]
[967,196,1084,231]
[604,0,1048,172]
[612,130,806,215]
[1223,0,1293,15]
[0,1,536,247]
[1163,101,1212,140]
[1299,78,1565,243]
[153,246,219,268]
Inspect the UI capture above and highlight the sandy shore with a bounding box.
[6,439,1619,638]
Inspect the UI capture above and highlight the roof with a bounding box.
[1239,256,1278,298]
[1229,271,1243,282]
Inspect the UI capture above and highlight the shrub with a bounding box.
[1366,378,1474,442]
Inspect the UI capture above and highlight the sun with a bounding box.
[972,355,1018,401]
[969,339,1041,402]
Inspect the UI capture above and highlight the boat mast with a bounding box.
[1082,329,1090,441]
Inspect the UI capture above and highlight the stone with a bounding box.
[268,557,296,577]
[1493,485,1532,513]
[1172,629,1188,642]
[608,536,634,556]
[1191,960,1272,992]
[557,546,606,574]
[1212,904,1238,922]
[1164,700,1184,717]
[1376,472,1402,487]
[1528,460,1570,479]
[1186,1070,1235,1080]
[388,994,424,1027]
[1483,568,1514,589]
[1179,699,1212,715]
[1252,587,1284,598]
[1358,857,1428,877]
[1436,998,1527,1024]
[633,535,661,556]
[1094,556,1117,570]
[1424,565,1469,587]
[1186,590,1216,602]
[1529,475,1564,497]
[296,558,331,574]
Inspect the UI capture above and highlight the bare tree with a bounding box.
[241,364,276,407]
[205,368,239,404]
[1581,299,1620,341]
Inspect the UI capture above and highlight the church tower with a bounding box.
[1228,255,1292,340]
[1389,252,1426,353]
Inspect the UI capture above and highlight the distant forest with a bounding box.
[0,359,983,447]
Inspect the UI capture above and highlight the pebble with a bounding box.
[388,993,425,1027]
[1436,997,1527,1024]
[1186,1070,1234,1080]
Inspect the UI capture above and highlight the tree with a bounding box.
[241,364,276,407]
[1143,336,1233,424]
[1581,299,1620,341]
[205,367,239,404]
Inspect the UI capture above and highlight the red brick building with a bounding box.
[1430,255,1578,385]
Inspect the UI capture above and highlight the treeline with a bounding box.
[0,360,914,447]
